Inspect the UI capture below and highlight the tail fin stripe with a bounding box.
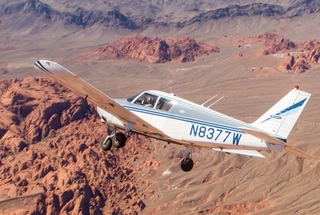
[252,88,311,140]
[260,97,307,124]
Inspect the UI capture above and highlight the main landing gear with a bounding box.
[100,123,134,151]
[180,146,194,172]
[100,132,127,150]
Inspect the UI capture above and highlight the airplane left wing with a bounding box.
[34,60,170,138]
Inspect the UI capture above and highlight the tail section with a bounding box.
[251,86,311,140]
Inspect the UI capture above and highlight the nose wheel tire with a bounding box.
[100,137,112,151]
[181,158,194,172]
[113,132,127,148]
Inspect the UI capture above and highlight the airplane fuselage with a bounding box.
[97,90,270,151]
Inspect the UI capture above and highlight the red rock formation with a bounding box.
[280,54,310,73]
[234,33,320,73]
[298,39,320,51]
[258,32,283,45]
[306,46,320,63]
[281,54,295,70]
[258,33,296,55]
[95,36,219,63]
[0,77,148,214]
[292,55,311,73]
[234,33,296,55]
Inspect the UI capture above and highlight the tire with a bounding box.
[113,132,127,148]
[101,137,112,151]
[181,158,194,172]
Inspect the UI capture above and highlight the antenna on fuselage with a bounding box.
[201,95,224,109]
[207,96,224,109]
[201,95,217,106]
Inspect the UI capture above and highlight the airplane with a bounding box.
[34,60,314,172]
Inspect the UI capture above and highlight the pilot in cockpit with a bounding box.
[143,95,156,107]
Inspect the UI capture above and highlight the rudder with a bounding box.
[251,86,311,140]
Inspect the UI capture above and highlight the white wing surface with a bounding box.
[34,60,169,138]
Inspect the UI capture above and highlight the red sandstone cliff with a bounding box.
[94,36,220,63]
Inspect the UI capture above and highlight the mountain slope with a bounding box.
[1,0,320,31]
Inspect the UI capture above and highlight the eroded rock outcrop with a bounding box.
[235,33,296,55]
[95,36,220,63]
[306,46,320,63]
[281,54,311,73]
[0,77,147,214]
[234,33,320,73]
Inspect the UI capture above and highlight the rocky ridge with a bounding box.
[94,36,219,63]
[0,77,149,214]
[0,0,138,29]
[2,0,320,31]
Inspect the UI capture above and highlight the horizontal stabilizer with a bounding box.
[239,127,314,159]
[239,127,286,145]
[213,148,265,158]
[285,145,314,159]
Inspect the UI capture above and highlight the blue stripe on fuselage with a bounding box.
[123,105,245,134]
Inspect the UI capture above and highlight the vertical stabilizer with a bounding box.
[251,87,311,140]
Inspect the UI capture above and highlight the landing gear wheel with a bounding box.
[181,158,194,172]
[100,137,112,151]
[113,132,127,148]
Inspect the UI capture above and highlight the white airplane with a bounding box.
[34,60,314,172]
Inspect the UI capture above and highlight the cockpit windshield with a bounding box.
[129,92,174,111]
[134,93,158,108]
[126,93,139,102]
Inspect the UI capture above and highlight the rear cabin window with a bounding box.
[156,97,173,111]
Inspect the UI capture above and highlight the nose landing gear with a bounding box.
[180,146,194,172]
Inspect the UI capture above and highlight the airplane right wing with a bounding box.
[34,60,170,139]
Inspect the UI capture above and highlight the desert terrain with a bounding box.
[1,0,320,214]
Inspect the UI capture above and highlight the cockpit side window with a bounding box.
[156,97,173,111]
[134,93,158,108]
[127,93,139,102]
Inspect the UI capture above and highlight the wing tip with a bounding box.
[34,60,52,74]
